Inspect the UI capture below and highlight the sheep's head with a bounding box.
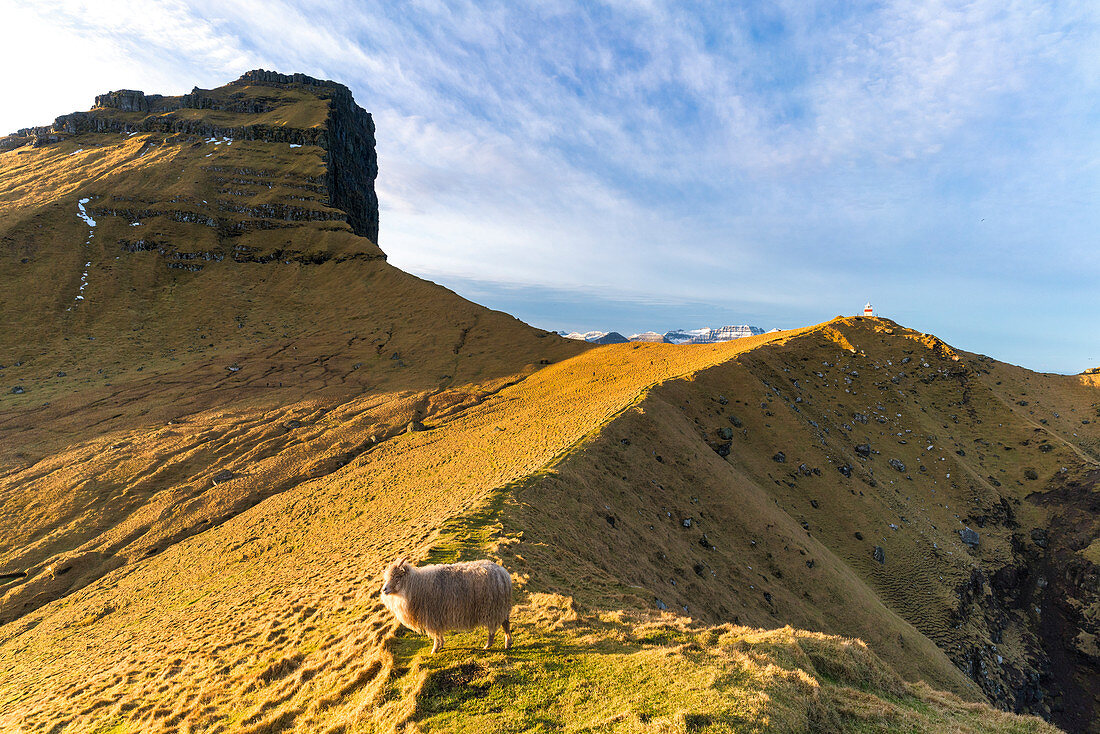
[381,557,411,596]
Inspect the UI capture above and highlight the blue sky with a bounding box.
[3,1,1098,372]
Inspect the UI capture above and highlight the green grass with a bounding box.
[391,614,1060,734]
[395,625,774,733]
[423,480,515,566]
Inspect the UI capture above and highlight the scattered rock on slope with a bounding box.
[959,527,980,549]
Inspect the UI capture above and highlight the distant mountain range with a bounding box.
[562,325,767,344]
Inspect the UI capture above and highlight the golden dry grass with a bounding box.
[0,329,801,732]
[495,317,1099,693]
[2,75,1093,733]
[0,321,1078,733]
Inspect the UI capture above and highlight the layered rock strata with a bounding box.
[2,69,379,245]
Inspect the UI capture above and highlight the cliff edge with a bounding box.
[1,69,379,244]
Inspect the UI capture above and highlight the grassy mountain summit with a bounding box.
[0,68,585,650]
[1,73,1096,733]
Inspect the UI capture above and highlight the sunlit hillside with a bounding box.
[2,72,1096,734]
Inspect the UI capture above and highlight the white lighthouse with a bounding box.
[863,303,874,317]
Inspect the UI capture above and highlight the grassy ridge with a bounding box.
[1,329,811,732]
[2,73,1094,733]
[0,319,1074,733]
[400,620,1054,733]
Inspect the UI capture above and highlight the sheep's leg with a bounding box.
[502,618,512,649]
[430,634,444,654]
[484,626,496,650]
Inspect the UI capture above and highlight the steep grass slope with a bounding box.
[0,72,586,628]
[492,318,1100,731]
[0,323,1072,734]
[1,72,1093,733]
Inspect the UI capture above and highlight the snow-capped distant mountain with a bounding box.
[662,328,712,344]
[669,325,765,344]
[565,325,765,345]
[661,325,765,344]
[626,331,665,343]
[563,331,629,344]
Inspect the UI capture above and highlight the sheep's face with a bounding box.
[381,558,410,596]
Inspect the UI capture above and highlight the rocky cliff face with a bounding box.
[310,78,379,245]
[3,69,379,245]
[94,89,152,112]
[229,70,378,244]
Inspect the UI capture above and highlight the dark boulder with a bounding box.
[959,527,980,549]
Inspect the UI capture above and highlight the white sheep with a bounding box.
[380,557,512,653]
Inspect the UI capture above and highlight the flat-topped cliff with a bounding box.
[2,69,378,243]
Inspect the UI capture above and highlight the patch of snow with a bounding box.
[77,198,96,227]
[289,143,301,148]
[130,222,142,226]
[72,200,98,304]
[70,149,84,156]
